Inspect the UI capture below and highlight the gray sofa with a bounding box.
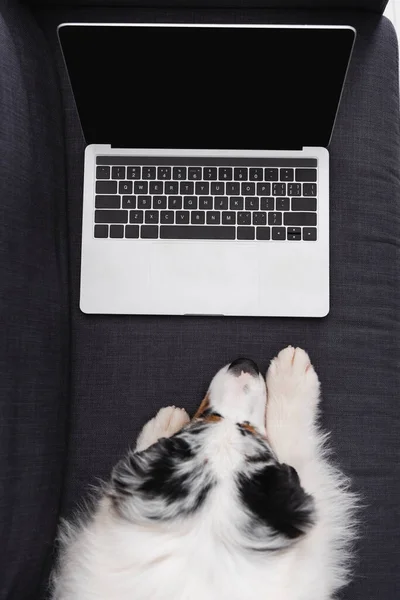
[0,1,399,598]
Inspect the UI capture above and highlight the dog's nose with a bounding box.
[228,358,259,377]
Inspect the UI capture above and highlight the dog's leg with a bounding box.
[135,406,190,452]
[266,346,321,471]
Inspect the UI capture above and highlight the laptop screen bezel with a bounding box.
[57,23,356,150]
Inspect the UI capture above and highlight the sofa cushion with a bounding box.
[35,7,400,600]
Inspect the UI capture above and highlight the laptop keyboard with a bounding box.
[93,158,318,241]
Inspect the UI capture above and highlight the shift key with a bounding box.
[95,210,128,223]
[284,212,317,226]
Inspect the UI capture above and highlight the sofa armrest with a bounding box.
[21,0,388,14]
[0,0,69,598]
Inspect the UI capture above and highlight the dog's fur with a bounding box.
[51,347,357,600]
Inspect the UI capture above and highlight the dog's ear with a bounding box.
[239,463,316,540]
[108,434,213,523]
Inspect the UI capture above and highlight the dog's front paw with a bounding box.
[266,346,320,409]
[135,406,190,452]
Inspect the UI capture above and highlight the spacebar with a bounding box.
[160,226,235,240]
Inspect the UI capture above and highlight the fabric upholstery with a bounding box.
[23,1,388,15]
[0,0,398,598]
[0,0,69,598]
[32,7,400,600]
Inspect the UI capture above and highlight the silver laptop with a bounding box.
[58,23,355,317]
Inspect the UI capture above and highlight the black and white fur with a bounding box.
[51,347,357,600]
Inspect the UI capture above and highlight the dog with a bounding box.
[51,347,357,600]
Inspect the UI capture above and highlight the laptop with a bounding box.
[58,23,355,317]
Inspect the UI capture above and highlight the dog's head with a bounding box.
[111,359,315,552]
[194,358,267,432]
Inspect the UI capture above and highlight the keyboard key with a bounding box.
[303,183,317,196]
[203,167,217,180]
[234,168,248,181]
[223,182,238,196]
[127,167,141,179]
[160,211,174,224]
[196,182,210,195]
[249,168,263,181]
[95,210,128,224]
[215,197,228,210]
[295,168,317,182]
[292,197,317,211]
[122,195,136,209]
[265,168,278,181]
[180,181,194,195]
[96,180,117,194]
[268,212,282,226]
[150,181,163,194]
[284,212,317,226]
[288,183,301,196]
[219,168,232,181]
[160,225,235,240]
[125,225,139,238]
[96,166,110,179]
[191,211,205,224]
[141,225,158,238]
[153,196,167,209]
[241,182,255,195]
[280,168,294,181]
[110,224,124,238]
[257,183,270,195]
[95,195,120,209]
[287,227,302,241]
[222,211,236,224]
[272,183,286,196]
[230,197,243,210]
[260,197,274,211]
[272,227,286,240]
[238,211,251,225]
[276,197,290,211]
[94,224,108,238]
[134,181,148,194]
[206,211,220,224]
[138,195,151,209]
[145,211,159,224]
[173,167,187,180]
[211,182,225,195]
[199,196,213,210]
[158,167,171,180]
[188,167,202,180]
[176,211,189,224]
[256,227,271,240]
[130,210,144,224]
[142,167,156,180]
[165,181,179,194]
[184,196,197,209]
[119,181,133,194]
[245,197,259,211]
[112,166,125,179]
[237,226,255,240]
[303,227,317,241]
[168,196,183,209]
[253,212,267,225]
